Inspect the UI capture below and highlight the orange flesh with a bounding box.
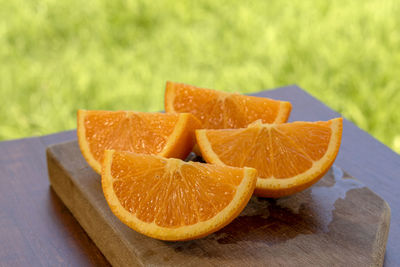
[83,111,178,164]
[166,82,289,129]
[110,152,244,228]
[204,121,333,179]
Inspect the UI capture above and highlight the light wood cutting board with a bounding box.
[47,140,390,266]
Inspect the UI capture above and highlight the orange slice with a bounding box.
[101,150,257,241]
[165,81,292,129]
[196,118,343,198]
[77,110,201,174]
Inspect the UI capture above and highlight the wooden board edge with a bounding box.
[372,200,391,267]
[46,146,144,267]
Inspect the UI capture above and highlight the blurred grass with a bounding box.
[0,0,399,153]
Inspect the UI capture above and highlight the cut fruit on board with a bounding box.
[47,140,390,266]
[101,150,257,241]
[77,110,201,174]
[165,81,292,129]
[196,118,343,198]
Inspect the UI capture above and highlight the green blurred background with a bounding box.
[1,0,399,153]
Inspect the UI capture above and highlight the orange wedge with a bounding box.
[77,110,201,174]
[165,81,292,129]
[101,150,257,241]
[196,118,343,198]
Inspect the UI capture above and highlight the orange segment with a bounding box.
[165,81,292,129]
[101,150,257,241]
[196,118,343,198]
[77,110,201,174]
[277,121,332,161]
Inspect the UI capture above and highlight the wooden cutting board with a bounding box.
[47,140,390,267]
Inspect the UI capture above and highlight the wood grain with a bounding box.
[0,132,110,267]
[47,140,390,267]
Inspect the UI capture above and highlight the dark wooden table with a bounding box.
[1,85,399,266]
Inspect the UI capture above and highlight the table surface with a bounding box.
[1,85,399,266]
